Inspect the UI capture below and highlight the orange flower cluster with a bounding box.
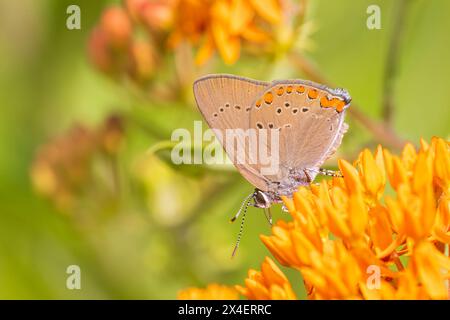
[88,4,159,82]
[167,0,283,65]
[89,0,288,76]
[260,137,450,299]
[179,137,450,300]
[178,283,239,299]
[31,116,124,210]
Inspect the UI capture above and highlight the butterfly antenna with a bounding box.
[231,194,253,258]
[230,192,254,223]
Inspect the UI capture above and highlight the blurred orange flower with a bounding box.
[167,0,283,65]
[90,1,303,84]
[177,283,240,299]
[88,5,158,82]
[126,0,175,30]
[100,6,133,50]
[31,116,124,211]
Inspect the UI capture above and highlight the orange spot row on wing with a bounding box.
[320,96,346,112]
[258,84,310,108]
[307,89,318,99]
[276,86,284,96]
[263,91,273,104]
[296,86,305,93]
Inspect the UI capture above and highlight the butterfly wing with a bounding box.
[249,79,350,184]
[193,74,272,191]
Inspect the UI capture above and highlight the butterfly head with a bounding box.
[253,189,272,209]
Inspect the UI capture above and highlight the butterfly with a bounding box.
[193,74,351,254]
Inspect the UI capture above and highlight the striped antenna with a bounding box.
[231,193,254,258]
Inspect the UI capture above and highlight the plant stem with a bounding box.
[382,0,409,125]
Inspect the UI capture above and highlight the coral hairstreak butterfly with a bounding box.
[193,74,351,255]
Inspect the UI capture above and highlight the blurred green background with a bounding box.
[0,0,448,299]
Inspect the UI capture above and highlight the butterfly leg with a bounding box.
[303,169,312,183]
[263,207,273,225]
[318,168,343,178]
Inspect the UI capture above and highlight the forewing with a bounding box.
[193,74,271,191]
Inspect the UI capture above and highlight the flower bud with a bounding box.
[87,27,114,73]
[140,0,174,31]
[100,6,132,50]
[125,0,149,22]
[128,39,156,82]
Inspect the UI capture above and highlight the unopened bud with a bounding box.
[87,27,114,73]
[100,6,132,50]
[140,0,174,31]
[129,39,156,82]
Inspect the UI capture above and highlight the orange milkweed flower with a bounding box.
[179,137,449,299]
[167,0,283,65]
[261,137,450,299]
[235,257,297,300]
[177,283,240,299]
